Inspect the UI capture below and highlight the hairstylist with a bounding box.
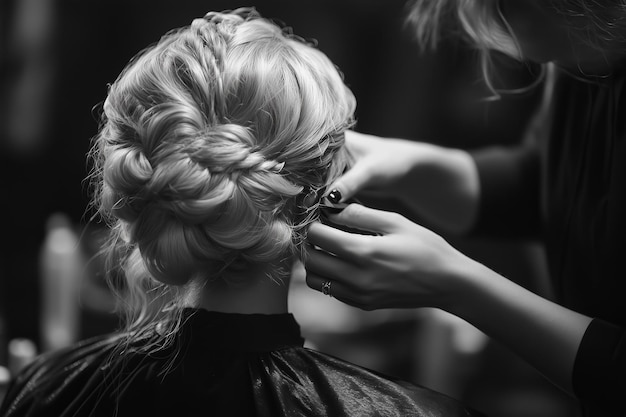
[305,1,626,416]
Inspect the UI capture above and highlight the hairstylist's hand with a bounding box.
[332,131,479,234]
[305,204,472,310]
[332,131,431,202]
[307,204,594,397]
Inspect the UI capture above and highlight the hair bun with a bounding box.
[91,8,356,290]
[101,145,154,222]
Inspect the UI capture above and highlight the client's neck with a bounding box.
[192,268,289,315]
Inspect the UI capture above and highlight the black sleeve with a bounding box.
[468,144,542,240]
[573,318,626,414]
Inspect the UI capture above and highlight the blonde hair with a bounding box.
[89,8,355,341]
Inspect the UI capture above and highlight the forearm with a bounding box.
[397,144,480,235]
[444,256,593,394]
[307,203,591,395]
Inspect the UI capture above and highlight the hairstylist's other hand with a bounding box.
[307,204,594,397]
[333,131,430,202]
[305,204,471,311]
[333,131,479,234]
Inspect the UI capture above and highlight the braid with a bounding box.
[184,124,286,176]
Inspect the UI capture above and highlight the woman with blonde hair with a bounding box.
[306,1,626,416]
[0,8,483,417]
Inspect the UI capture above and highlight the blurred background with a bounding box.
[0,1,579,415]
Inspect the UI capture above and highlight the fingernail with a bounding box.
[327,189,342,204]
[320,205,344,216]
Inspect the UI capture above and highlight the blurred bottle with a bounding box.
[0,314,7,400]
[39,213,83,352]
[0,365,10,405]
[0,313,6,365]
[7,338,37,376]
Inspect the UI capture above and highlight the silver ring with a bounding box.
[321,281,332,297]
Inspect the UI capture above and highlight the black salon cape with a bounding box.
[471,64,626,416]
[1,309,483,417]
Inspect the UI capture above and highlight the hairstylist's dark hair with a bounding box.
[88,8,355,346]
[407,0,519,59]
[407,0,523,97]
[406,0,626,95]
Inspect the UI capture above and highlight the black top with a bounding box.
[0,309,483,417]
[471,66,626,416]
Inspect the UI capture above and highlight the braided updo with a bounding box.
[90,8,355,324]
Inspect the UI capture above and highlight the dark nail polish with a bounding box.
[327,189,342,204]
[320,205,344,215]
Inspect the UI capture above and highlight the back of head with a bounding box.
[90,8,355,323]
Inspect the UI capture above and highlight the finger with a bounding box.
[327,131,378,202]
[326,203,405,235]
[305,272,363,308]
[326,160,375,203]
[305,272,346,296]
[307,223,371,262]
[304,245,362,282]
[343,130,369,155]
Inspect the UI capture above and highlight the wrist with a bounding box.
[437,253,489,317]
